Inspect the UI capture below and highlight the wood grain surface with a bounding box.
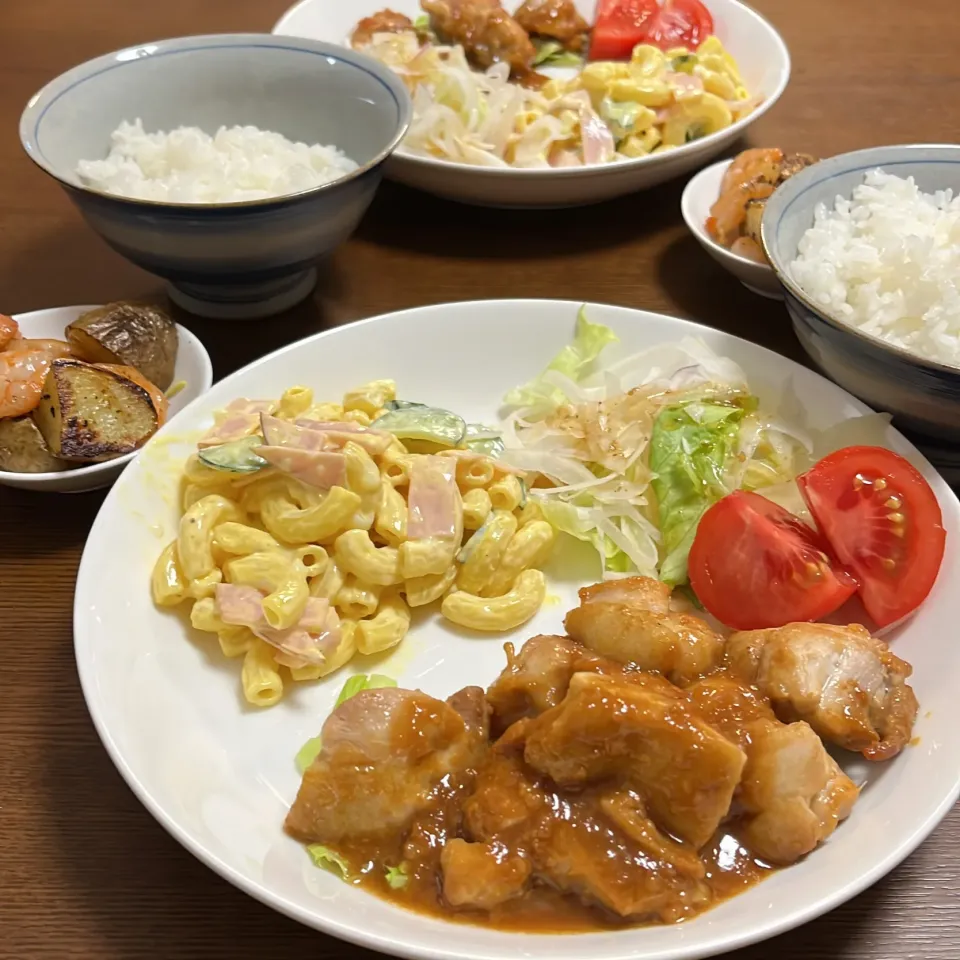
[2,1,959,957]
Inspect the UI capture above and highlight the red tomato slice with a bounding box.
[644,0,714,50]
[688,490,858,630]
[589,0,659,61]
[797,446,945,628]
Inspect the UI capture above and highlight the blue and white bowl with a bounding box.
[20,34,411,319]
[762,144,960,444]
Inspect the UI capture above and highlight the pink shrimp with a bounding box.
[0,348,54,418]
[0,314,20,351]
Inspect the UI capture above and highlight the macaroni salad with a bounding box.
[151,381,554,707]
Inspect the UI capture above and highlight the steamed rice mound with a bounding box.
[789,169,960,368]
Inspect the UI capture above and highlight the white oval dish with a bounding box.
[681,158,782,299]
[75,299,960,959]
[273,0,791,208]
[0,305,213,493]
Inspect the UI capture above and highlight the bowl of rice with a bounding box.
[762,144,960,443]
[19,34,411,319]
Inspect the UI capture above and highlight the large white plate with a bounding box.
[272,0,791,208]
[74,300,960,960]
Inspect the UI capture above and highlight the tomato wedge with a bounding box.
[797,446,945,628]
[688,490,858,630]
[589,0,659,61]
[644,0,714,51]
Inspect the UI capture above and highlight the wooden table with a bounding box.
[3,1,959,957]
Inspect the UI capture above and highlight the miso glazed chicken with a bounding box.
[285,577,918,931]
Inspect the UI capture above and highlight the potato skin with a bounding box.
[0,415,68,473]
[32,359,160,462]
[66,302,178,391]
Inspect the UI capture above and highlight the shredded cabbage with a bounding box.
[499,311,811,581]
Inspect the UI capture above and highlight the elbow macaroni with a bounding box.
[150,380,557,707]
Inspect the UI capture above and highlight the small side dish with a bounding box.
[152,381,554,707]
[285,575,918,929]
[0,302,178,474]
[350,0,756,167]
[77,120,359,203]
[706,147,817,261]
[789,170,960,368]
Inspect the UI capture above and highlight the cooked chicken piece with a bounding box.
[351,9,415,47]
[686,673,859,863]
[599,790,706,879]
[446,684,492,739]
[514,0,589,50]
[726,622,919,760]
[422,0,536,73]
[778,152,818,182]
[285,686,486,844]
[524,672,746,847]
[441,839,532,909]
[736,720,859,864]
[486,634,619,732]
[464,719,711,922]
[564,576,726,686]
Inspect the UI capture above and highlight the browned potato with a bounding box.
[65,302,178,391]
[32,359,161,462]
[743,197,767,247]
[0,415,69,473]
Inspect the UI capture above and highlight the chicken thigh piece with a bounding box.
[564,577,726,686]
[514,0,589,49]
[686,674,860,864]
[422,0,537,73]
[461,719,711,922]
[726,622,919,760]
[524,672,746,848]
[285,686,487,844]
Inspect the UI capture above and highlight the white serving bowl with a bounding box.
[681,157,782,299]
[0,305,213,493]
[273,0,791,208]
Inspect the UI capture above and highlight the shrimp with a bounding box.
[0,314,20,351]
[707,177,775,247]
[0,348,53,418]
[719,147,784,195]
[17,338,74,360]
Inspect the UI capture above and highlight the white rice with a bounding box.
[77,119,359,203]
[789,169,960,368]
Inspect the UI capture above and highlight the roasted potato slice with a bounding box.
[32,359,161,462]
[743,197,767,247]
[65,302,179,391]
[0,415,69,473]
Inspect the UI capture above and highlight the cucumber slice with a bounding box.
[383,399,429,411]
[373,406,466,447]
[464,422,504,458]
[198,434,268,473]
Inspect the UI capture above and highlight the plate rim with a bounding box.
[73,298,960,960]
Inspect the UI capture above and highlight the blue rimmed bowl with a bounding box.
[762,144,960,444]
[19,34,411,319]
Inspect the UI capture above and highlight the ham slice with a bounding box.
[295,419,394,456]
[255,446,347,489]
[214,585,341,667]
[261,414,331,451]
[198,399,276,448]
[407,456,461,539]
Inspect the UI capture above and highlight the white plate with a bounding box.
[0,305,213,493]
[681,158,783,299]
[273,0,791,208]
[74,299,960,960]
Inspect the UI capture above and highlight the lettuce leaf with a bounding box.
[295,673,397,774]
[385,864,409,889]
[531,39,583,68]
[650,402,747,586]
[504,307,618,409]
[307,845,351,879]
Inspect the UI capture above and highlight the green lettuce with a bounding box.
[307,845,351,879]
[504,307,618,409]
[650,402,747,586]
[385,864,410,889]
[295,673,397,775]
[532,39,583,68]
